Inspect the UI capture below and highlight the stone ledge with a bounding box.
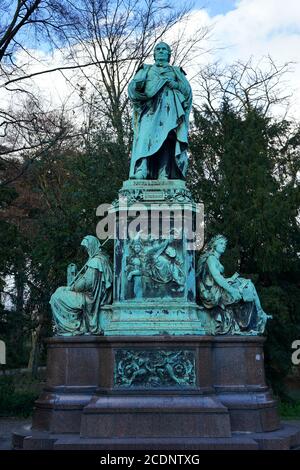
[12,423,300,450]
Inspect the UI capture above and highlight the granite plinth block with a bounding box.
[80,335,230,439]
[12,335,298,450]
[32,337,101,433]
[212,337,280,432]
[13,423,300,450]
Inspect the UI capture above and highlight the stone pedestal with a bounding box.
[100,304,209,336]
[99,179,209,336]
[12,181,300,450]
[13,335,300,450]
[213,337,280,432]
[80,336,231,440]
[31,337,101,434]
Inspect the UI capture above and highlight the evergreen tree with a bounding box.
[189,100,300,396]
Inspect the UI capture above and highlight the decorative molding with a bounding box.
[114,349,196,388]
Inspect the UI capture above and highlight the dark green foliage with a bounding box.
[0,375,40,417]
[279,400,300,419]
[26,131,129,294]
[0,69,299,400]
[0,309,29,368]
[0,128,129,370]
[189,100,300,396]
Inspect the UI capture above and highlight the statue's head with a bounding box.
[165,246,176,258]
[198,234,228,277]
[154,42,171,64]
[132,240,142,254]
[81,235,101,258]
[210,234,227,255]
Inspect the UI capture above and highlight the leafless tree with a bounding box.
[45,0,211,168]
[0,0,41,63]
[190,56,300,191]
[0,1,80,185]
[194,56,293,118]
[1,0,211,186]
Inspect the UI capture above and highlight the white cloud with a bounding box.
[2,0,300,120]
[142,1,300,118]
[211,0,300,60]
[200,0,300,117]
[15,48,81,112]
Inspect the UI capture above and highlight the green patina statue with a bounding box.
[50,235,113,336]
[144,238,185,292]
[128,42,192,180]
[124,234,186,301]
[49,42,271,339]
[197,234,272,335]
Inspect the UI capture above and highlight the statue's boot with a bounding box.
[158,166,168,180]
[131,158,147,179]
[157,153,169,180]
[157,136,173,179]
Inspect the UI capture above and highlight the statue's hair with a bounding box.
[153,42,172,62]
[208,234,227,250]
[197,234,227,277]
[130,238,143,250]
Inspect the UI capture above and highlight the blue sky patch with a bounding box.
[194,0,236,16]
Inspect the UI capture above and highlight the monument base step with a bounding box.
[12,423,300,450]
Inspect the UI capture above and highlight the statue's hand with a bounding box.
[61,285,72,293]
[228,287,241,302]
[167,79,178,90]
[135,79,146,92]
[230,272,239,281]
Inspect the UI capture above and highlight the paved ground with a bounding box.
[0,417,31,450]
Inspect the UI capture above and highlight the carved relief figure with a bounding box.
[144,238,185,292]
[115,350,195,388]
[126,240,144,299]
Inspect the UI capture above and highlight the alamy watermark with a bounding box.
[0,340,6,365]
[96,197,204,251]
[291,340,300,366]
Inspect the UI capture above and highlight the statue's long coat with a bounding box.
[128,63,192,177]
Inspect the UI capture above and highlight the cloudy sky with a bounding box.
[194,0,300,116]
[10,0,300,119]
[203,0,300,66]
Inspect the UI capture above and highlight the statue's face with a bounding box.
[215,238,227,255]
[133,243,142,254]
[81,238,88,250]
[154,43,170,63]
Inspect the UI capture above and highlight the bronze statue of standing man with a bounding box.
[128,42,192,180]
